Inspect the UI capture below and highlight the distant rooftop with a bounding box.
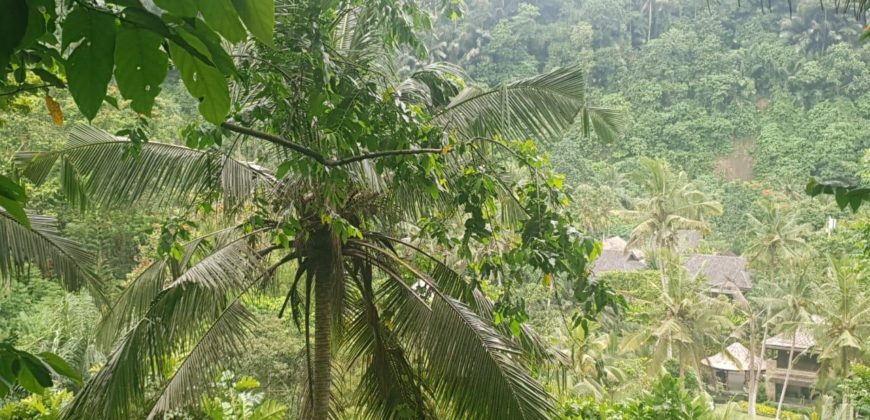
[592,236,752,294]
[764,329,817,352]
[592,249,647,273]
[685,254,752,291]
[702,342,764,372]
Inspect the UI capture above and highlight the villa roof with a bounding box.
[701,342,764,372]
[602,236,628,251]
[593,237,753,293]
[685,254,752,291]
[591,249,647,273]
[764,329,817,352]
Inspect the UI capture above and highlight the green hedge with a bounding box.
[737,401,805,420]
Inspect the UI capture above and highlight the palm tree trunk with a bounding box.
[312,264,332,419]
[747,317,759,418]
[310,227,341,420]
[775,335,797,420]
[646,0,654,43]
[748,323,768,419]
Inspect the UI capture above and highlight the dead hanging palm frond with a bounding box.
[14,125,269,211]
[62,240,269,420]
[0,209,106,306]
[434,66,625,143]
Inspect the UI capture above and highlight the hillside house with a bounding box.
[591,237,752,296]
[701,342,764,392]
[764,329,819,403]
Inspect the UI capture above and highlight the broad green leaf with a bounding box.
[63,7,117,120]
[0,174,28,227]
[232,0,274,46]
[114,23,168,114]
[38,352,82,385]
[16,367,45,395]
[169,36,230,124]
[0,196,29,228]
[19,354,53,388]
[153,0,197,17]
[0,0,29,77]
[198,0,246,43]
[16,353,52,394]
[19,0,54,49]
[180,19,237,76]
[0,174,26,202]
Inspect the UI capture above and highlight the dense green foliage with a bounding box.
[1,0,869,419]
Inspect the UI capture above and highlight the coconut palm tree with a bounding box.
[564,327,626,400]
[622,158,723,253]
[815,258,870,402]
[756,269,818,419]
[744,199,811,273]
[623,251,733,379]
[14,2,624,418]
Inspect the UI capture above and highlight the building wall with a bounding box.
[726,371,744,391]
[774,350,819,371]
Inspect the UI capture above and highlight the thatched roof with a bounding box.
[701,342,764,372]
[602,236,628,251]
[685,254,752,291]
[592,249,647,274]
[676,229,702,251]
[764,329,817,352]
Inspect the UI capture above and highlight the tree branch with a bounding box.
[221,122,448,167]
[0,84,51,97]
[221,122,328,164]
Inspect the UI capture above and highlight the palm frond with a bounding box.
[397,62,466,108]
[95,226,243,349]
[62,241,264,419]
[434,66,624,142]
[15,125,268,210]
[377,234,552,363]
[95,260,167,349]
[0,210,105,305]
[147,301,257,419]
[353,242,554,420]
[343,259,432,419]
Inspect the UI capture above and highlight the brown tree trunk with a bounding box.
[309,227,342,420]
[646,0,655,43]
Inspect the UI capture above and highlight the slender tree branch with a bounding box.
[329,147,445,166]
[221,121,448,167]
[221,122,328,164]
[0,84,51,97]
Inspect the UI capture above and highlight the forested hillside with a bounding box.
[433,0,869,252]
[0,0,869,419]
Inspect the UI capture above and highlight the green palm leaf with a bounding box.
[354,242,554,420]
[147,301,257,419]
[62,240,264,419]
[15,125,268,210]
[434,66,624,142]
[0,210,105,305]
[95,226,241,349]
[342,259,432,419]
